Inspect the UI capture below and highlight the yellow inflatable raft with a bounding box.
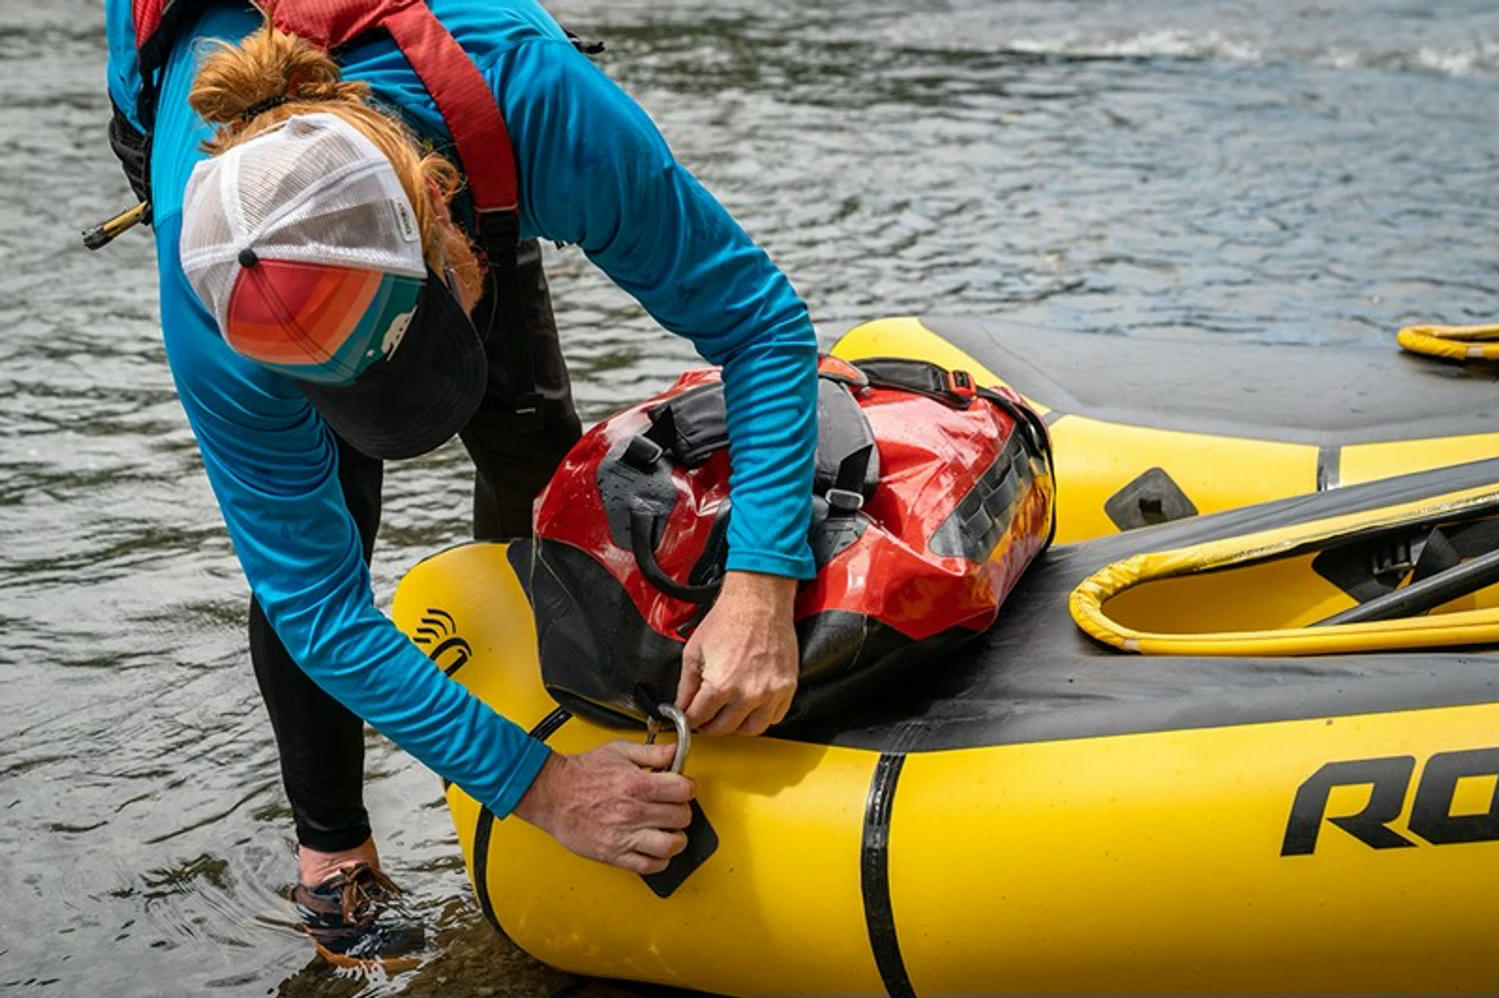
[393,319,1499,994]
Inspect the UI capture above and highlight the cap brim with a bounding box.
[298,270,487,460]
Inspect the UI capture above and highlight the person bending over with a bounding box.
[104,0,816,967]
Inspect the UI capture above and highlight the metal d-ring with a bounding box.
[644,703,691,774]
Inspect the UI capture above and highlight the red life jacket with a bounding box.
[515,356,1057,729]
[129,0,517,218]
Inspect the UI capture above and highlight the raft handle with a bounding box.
[645,703,691,774]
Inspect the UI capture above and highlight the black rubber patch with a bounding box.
[861,753,914,998]
[1103,467,1198,531]
[640,800,719,899]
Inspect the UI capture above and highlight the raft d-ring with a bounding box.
[644,703,691,774]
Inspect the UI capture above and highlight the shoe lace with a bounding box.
[333,863,403,925]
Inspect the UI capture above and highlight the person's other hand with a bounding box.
[512,742,694,874]
[676,570,798,736]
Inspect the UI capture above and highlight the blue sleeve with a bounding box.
[494,40,819,579]
[140,3,550,819]
[153,212,550,818]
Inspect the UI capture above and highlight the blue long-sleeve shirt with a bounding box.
[105,0,817,818]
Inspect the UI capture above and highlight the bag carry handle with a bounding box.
[628,502,731,605]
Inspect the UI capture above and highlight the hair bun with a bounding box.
[189,23,364,129]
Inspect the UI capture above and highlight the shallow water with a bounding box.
[3,0,1498,993]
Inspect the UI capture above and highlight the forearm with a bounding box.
[718,570,798,612]
[719,324,819,580]
[159,234,548,817]
[288,602,551,817]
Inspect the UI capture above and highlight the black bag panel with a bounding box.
[598,440,679,555]
[517,537,993,730]
[512,540,685,728]
[643,377,879,497]
[646,383,728,466]
[815,378,879,498]
[606,376,879,591]
[786,614,987,730]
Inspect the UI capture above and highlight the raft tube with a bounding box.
[391,323,1499,993]
[835,316,1499,543]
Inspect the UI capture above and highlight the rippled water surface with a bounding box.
[3,0,1498,993]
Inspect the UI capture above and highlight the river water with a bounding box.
[3,0,1497,994]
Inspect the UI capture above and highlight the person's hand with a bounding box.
[512,742,694,874]
[676,570,799,736]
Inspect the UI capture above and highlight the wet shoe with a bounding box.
[292,863,426,972]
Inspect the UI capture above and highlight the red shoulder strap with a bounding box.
[132,0,166,45]
[133,0,201,127]
[261,0,519,214]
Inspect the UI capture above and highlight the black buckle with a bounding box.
[826,487,865,516]
[1371,536,1415,579]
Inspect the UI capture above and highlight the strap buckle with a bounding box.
[946,369,977,402]
[825,487,865,516]
[1371,536,1415,579]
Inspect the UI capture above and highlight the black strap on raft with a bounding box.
[1315,518,1499,605]
[1314,518,1499,626]
[1317,545,1499,626]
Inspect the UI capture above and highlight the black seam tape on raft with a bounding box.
[1318,445,1342,491]
[530,706,573,742]
[862,752,915,998]
[470,707,576,935]
[471,806,503,937]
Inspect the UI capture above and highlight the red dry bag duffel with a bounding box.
[510,356,1056,729]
